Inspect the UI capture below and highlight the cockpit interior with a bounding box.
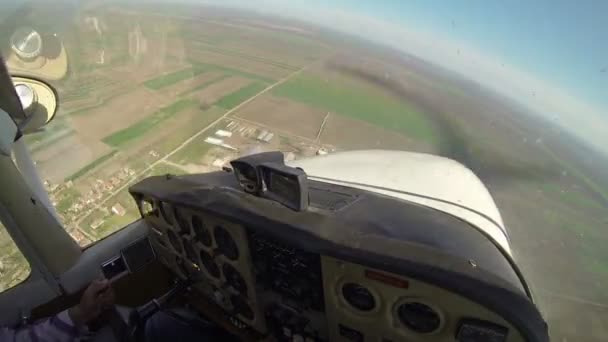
[77,151,548,342]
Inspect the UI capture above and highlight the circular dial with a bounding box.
[342,283,376,311]
[10,27,42,59]
[222,263,247,294]
[191,216,212,246]
[167,229,182,254]
[183,239,198,265]
[159,202,173,225]
[213,225,239,260]
[173,208,190,235]
[15,84,37,113]
[230,295,254,320]
[397,302,441,334]
[199,250,220,278]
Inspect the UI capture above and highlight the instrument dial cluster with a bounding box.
[140,197,264,332]
[139,195,525,342]
[322,256,522,342]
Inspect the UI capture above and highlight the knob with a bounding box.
[15,83,37,114]
[10,27,43,60]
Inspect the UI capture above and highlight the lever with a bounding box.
[126,276,197,341]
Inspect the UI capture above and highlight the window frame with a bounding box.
[0,202,60,325]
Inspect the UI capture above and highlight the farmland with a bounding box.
[143,66,207,90]
[272,74,437,144]
[102,98,198,147]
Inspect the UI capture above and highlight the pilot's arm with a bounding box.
[0,279,114,341]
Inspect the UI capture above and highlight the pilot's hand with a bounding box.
[68,278,115,327]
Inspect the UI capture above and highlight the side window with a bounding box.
[0,221,31,292]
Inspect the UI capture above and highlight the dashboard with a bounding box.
[128,161,548,342]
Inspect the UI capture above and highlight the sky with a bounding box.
[198,0,608,155]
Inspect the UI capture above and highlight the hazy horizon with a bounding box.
[168,0,607,157]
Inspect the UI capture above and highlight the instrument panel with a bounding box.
[322,256,521,342]
[145,199,265,332]
[139,196,527,342]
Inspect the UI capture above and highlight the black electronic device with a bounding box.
[101,255,127,281]
[259,162,309,211]
[101,237,156,282]
[230,152,284,194]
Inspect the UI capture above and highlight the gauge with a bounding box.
[173,208,190,235]
[214,225,239,260]
[192,215,212,246]
[396,302,441,334]
[10,27,42,60]
[159,201,173,225]
[15,83,37,113]
[223,263,248,294]
[199,250,220,278]
[183,239,198,265]
[230,295,254,320]
[342,283,376,311]
[167,229,182,254]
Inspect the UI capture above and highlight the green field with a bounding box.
[0,227,31,292]
[178,74,230,97]
[66,150,119,182]
[143,66,207,90]
[144,106,226,159]
[79,105,225,193]
[181,26,327,53]
[189,61,275,83]
[102,99,198,147]
[191,43,299,71]
[273,74,437,144]
[216,82,267,109]
[540,182,604,211]
[541,146,608,206]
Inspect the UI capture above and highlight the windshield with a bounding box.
[1,1,607,340]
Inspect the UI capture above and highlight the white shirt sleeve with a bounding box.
[0,309,88,342]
